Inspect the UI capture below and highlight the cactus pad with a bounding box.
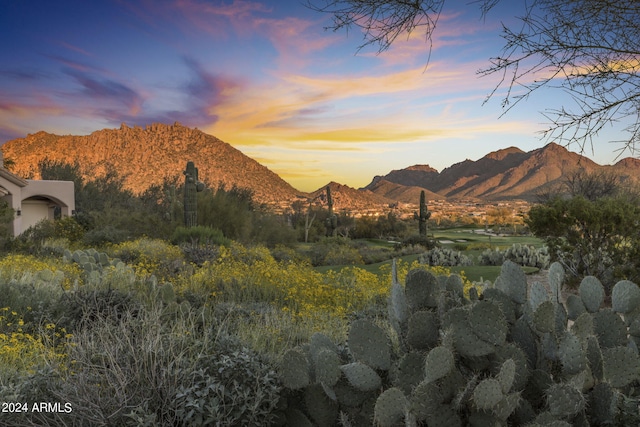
[391,351,425,395]
[424,346,454,383]
[348,319,391,370]
[493,392,521,421]
[533,301,555,334]
[281,348,310,389]
[570,312,593,341]
[482,288,517,324]
[315,348,342,387]
[602,346,640,388]
[496,358,516,394]
[388,280,408,338]
[565,294,587,321]
[493,343,530,391]
[588,383,617,425]
[445,274,465,299]
[593,308,628,349]
[548,262,565,304]
[611,280,640,314]
[579,276,605,313]
[473,378,504,410]
[374,387,407,427]
[546,383,585,417]
[310,332,339,360]
[340,362,382,392]
[586,335,604,382]
[405,269,438,311]
[406,310,439,350]
[495,260,528,304]
[410,380,442,420]
[469,300,508,346]
[305,383,339,427]
[559,332,586,376]
[528,281,549,312]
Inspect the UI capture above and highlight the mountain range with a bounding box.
[365,144,640,203]
[3,123,639,207]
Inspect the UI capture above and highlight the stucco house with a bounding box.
[0,155,75,236]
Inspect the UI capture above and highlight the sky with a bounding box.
[0,0,631,192]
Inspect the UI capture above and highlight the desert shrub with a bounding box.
[397,234,436,250]
[173,347,281,426]
[38,238,72,258]
[170,225,230,246]
[108,238,184,281]
[82,225,128,246]
[0,308,71,382]
[0,200,13,250]
[302,237,370,266]
[357,245,394,264]
[270,244,310,264]
[420,247,473,267]
[53,216,85,243]
[17,306,283,427]
[179,242,220,267]
[467,242,492,251]
[53,287,140,332]
[0,254,83,321]
[10,219,56,254]
[323,243,364,266]
[250,213,298,247]
[188,243,389,320]
[528,194,640,291]
[452,242,468,251]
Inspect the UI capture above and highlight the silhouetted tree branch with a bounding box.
[308,0,640,157]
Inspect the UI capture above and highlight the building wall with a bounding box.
[0,172,75,236]
[21,200,51,231]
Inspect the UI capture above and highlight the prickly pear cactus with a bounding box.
[281,260,640,426]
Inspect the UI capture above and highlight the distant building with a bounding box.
[0,154,74,236]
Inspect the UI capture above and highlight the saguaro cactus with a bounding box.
[183,161,204,227]
[325,185,337,237]
[414,190,431,237]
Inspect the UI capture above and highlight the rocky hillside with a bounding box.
[365,143,640,201]
[309,182,395,210]
[2,122,304,204]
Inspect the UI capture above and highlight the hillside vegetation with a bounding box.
[1,162,640,425]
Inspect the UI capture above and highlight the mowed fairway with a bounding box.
[315,229,545,283]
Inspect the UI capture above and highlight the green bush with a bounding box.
[54,216,85,242]
[170,225,230,246]
[397,234,436,250]
[179,242,220,267]
[174,347,281,426]
[82,225,128,246]
[323,243,364,266]
[12,305,283,427]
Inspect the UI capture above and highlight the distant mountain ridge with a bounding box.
[364,143,640,202]
[3,123,639,207]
